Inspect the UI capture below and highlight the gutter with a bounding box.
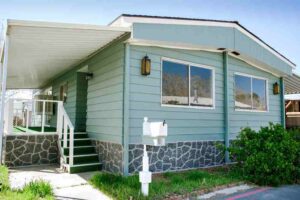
[223,51,230,163]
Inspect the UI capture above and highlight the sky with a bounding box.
[0,0,299,73]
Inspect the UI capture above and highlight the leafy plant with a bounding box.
[229,123,300,186]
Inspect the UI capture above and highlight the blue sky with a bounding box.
[1,0,299,73]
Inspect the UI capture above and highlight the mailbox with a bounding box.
[143,117,167,146]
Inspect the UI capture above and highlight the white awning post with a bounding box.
[0,36,9,164]
[41,100,46,133]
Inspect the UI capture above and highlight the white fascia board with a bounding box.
[7,19,131,32]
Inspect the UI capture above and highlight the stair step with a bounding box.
[67,133,88,139]
[69,163,102,173]
[60,138,92,147]
[63,146,95,155]
[65,154,99,164]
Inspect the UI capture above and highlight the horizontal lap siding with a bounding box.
[129,46,224,144]
[51,71,77,126]
[86,42,125,144]
[227,57,281,139]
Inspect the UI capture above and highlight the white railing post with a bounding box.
[41,100,45,133]
[57,102,62,139]
[7,99,13,134]
[63,115,68,148]
[25,101,29,133]
[69,127,74,166]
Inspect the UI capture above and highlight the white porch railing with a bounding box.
[4,98,74,169]
[57,102,74,166]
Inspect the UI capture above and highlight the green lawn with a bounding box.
[90,166,244,200]
[0,165,54,200]
[13,126,57,133]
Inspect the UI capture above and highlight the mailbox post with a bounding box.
[140,117,167,196]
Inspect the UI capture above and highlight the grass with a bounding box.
[90,166,243,200]
[0,165,54,200]
[13,126,57,133]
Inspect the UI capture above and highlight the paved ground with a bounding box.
[198,184,300,200]
[9,165,111,200]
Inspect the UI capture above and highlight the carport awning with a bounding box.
[4,19,130,89]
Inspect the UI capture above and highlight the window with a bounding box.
[234,74,267,111]
[162,59,214,108]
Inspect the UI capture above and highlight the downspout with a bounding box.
[223,51,230,163]
[122,43,130,176]
[0,36,8,164]
[280,77,286,128]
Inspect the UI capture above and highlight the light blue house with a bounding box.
[0,14,295,175]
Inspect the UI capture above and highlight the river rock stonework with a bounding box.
[4,134,59,167]
[128,141,224,174]
[92,140,123,174]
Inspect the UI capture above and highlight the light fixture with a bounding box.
[232,51,240,56]
[141,55,151,76]
[273,82,280,95]
[86,73,93,80]
[217,48,226,51]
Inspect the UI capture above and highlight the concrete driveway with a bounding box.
[198,184,300,200]
[9,165,111,200]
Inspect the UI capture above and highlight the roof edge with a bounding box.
[110,14,296,68]
[7,19,131,32]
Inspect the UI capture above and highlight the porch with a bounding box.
[0,19,130,173]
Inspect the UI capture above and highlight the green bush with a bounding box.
[229,123,300,186]
[23,180,53,198]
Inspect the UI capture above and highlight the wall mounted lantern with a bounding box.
[141,55,151,76]
[85,73,94,80]
[273,82,280,95]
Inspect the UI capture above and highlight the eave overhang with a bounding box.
[3,19,131,89]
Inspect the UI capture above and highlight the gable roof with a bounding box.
[110,14,296,69]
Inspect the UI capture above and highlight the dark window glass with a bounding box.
[190,66,213,107]
[162,61,189,105]
[252,78,267,110]
[234,75,252,109]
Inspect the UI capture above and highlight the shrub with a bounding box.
[23,180,53,198]
[229,123,300,186]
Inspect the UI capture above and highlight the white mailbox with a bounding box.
[140,117,168,196]
[143,117,167,146]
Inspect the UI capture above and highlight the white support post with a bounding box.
[25,107,29,133]
[41,101,45,133]
[6,99,13,134]
[63,116,67,148]
[56,102,62,139]
[69,127,74,166]
[139,145,152,196]
[0,36,9,164]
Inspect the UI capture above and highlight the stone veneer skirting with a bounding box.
[92,140,123,174]
[4,134,59,167]
[129,141,224,174]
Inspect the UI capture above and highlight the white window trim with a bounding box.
[234,72,269,113]
[160,57,215,110]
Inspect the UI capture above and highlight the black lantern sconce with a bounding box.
[86,73,94,80]
[273,82,280,95]
[141,55,151,76]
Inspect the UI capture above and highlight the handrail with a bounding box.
[5,98,75,170]
[57,102,74,167]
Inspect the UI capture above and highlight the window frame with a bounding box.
[161,57,215,110]
[234,72,269,112]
